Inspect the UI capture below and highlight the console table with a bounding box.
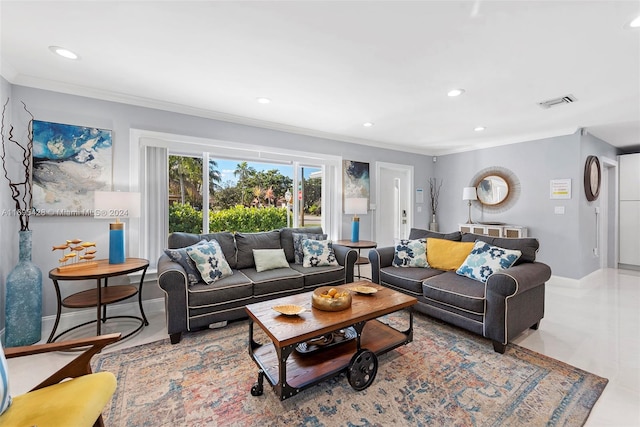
[47,258,149,343]
[459,224,528,238]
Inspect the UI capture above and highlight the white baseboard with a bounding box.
[549,268,615,288]
[548,275,581,288]
[1,297,165,345]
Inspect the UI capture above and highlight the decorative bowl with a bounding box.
[312,286,352,311]
[352,285,378,295]
[272,304,306,316]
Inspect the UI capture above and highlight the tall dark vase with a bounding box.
[5,230,42,347]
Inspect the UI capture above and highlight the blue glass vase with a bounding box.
[5,230,42,347]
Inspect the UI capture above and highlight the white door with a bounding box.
[375,162,413,248]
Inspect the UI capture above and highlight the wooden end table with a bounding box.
[336,240,377,280]
[245,281,416,400]
[47,258,149,343]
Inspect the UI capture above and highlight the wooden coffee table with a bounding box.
[245,281,417,400]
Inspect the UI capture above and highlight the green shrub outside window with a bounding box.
[169,203,291,234]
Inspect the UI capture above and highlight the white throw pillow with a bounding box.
[253,249,290,272]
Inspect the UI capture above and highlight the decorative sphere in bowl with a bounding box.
[312,286,352,311]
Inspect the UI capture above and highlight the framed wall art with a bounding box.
[550,179,572,200]
[32,120,113,215]
[342,160,370,207]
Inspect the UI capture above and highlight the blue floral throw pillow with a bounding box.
[292,232,327,264]
[302,239,339,267]
[187,239,233,285]
[164,239,208,285]
[456,240,522,283]
[393,238,428,268]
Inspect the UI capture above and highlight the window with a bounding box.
[168,155,299,234]
[131,129,341,265]
[296,165,323,228]
[168,154,205,233]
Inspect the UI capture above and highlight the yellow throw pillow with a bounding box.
[426,238,475,271]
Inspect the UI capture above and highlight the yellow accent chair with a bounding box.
[0,333,120,427]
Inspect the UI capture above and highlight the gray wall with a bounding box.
[3,84,433,320]
[435,131,620,279]
[0,78,15,333]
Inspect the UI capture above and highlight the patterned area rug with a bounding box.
[93,313,607,426]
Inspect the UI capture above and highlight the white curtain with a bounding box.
[142,146,168,268]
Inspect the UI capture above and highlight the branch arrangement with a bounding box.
[1,98,34,231]
[429,178,442,216]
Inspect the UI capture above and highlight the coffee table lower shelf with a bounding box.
[249,316,412,400]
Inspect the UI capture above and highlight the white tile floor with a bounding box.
[512,268,640,426]
[7,267,640,426]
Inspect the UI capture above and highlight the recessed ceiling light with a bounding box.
[474,126,486,132]
[256,97,271,104]
[49,46,79,60]
[363,122,374,127]
[447,89,465,97]
[626,15,640,28]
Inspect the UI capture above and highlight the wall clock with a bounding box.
[584,155,601,201]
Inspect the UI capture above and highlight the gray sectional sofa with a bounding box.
[369,228,552,353]
[157,227,357,343]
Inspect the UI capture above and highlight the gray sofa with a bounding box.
[157,227,357,343]
[369,228,551,353]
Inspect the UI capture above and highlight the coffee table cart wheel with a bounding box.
[251,384,263,396]
[347,349,378,391]
[251,370,264,396]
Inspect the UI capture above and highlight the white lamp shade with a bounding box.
[462,187,478,201]
[344,198,368,215]
[94,191,141,219]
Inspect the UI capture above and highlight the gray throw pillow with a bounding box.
[292,232,327,264]
[235,231,281,269]
[164,239,208,285]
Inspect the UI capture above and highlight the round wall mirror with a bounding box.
[476,175,509,206]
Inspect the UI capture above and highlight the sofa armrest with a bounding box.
[486,262,552,297]
[368,247,395,284]
[484,262,551,346]
[333,244,358,283]
[157,253,189,336]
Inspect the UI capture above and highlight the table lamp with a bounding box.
[94,191,141,264]
[344,198,368,242]
[462,187,477,224]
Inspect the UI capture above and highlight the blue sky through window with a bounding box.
[213,159,318,185]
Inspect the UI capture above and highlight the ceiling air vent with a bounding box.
[538,94,577,109]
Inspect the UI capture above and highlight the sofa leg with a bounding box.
[170,332,182,344]
[530,321,540,330]
[492,341,507,354]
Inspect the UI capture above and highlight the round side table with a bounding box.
[48,258,149,342]
[335,240,377,280]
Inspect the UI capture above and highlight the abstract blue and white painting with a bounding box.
[343,160,370,200]
[32,120,112,215]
